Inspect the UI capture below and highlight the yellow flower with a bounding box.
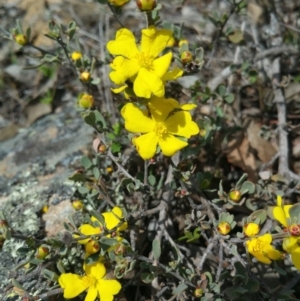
[79,93,94,109]
[246,234,282,264]
[78,207,128,244]
[112,67,183,99]
[71,51,82,61]
[272,195,292,228]
[121,97,199,159]
[107,26,178,98]
[243,223,260,237]
[108,0,130,6]
[136,0,157,11]
[58,260,121,301]
[283,236,300,270]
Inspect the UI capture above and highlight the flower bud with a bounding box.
[288,224,300,236]
[41,205,49,213]
[14,34,27,46]
[136,0,157,11]
[35,246,50,259]
[108,0,130,6]
[98,144,107,153]
[71,51,82,61]
[194,288,204,298]
[85,239,100,254]
[167,36,175,47]
[114,243,126,255]
[179,39,188,47]
[72,200,84,210]
[79,93,94,109]
[199,129,206,137]
[229,189,242,202]
[217,221,231,235]
[106,167,113,173]
[80,71,91,82]
[243,223,260,237]
[180,51,193,64]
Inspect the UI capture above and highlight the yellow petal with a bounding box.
[148,97,176,122]
[134,68,165,98]
[84,261,106,280]
[277,195,283,207]
[141,26,173,57]
[179,103,197,111]
[158,134,188,156]
[103,212,121,230]
[284,205,292,219]
[165,111,199,138]
[85,285,98,301]
[273,207,288,227]
[59,274,89,298]
[291,248,300,270]
[134,132,159,159]
[121,103,155,133]
[109,57,140,85]
[152,52,172,78]
[107,28,139,58]
[98,279,122,301]
[260,233,272,244]
[111,85,128,94]
[283,236,299,252]
[162,67,183,82]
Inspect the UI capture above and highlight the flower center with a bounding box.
[136,52,153,69]
[82,275,97,287]
[253,240,265,253]
[155,122,168,138]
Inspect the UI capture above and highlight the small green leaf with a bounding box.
[141,272,155,283]
[111,142,121,154]
[42,269,58,281]
[81,156,92,169]
[68,173,86,182]
[148,175,156,186]
[172,283,188,295]
[240,181,255,195]
[93,167,101,179]
[225,93,235,104]
[152,239,161,260]
[289,204,300,220]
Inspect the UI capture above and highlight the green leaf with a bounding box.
[148,175,156,186]
[42,269,58,281]
[83,111,96,127]
[289,204,300,220]
[141,272,155,283]
[240,181,255,195]
[172,283,188,295]
[78,186,90,195]
[111,142,121,154]
[217,85,226,97]
[68,173,86,182]
[94,110,107,129]
[81,156,92,169]
[152,239,161,260]
[224,93,235,104]
[248,209,267,225]
[244,279,260,292]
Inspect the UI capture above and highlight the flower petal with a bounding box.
[98,279,122,301]
[148,97,177,122]
[158,134,188,157]
[85,285,98,301]
[165,111,199,138]
[291,248,300,270]
[111,85,128,94]
[84,261,106,280]
[121,103,155,133]
[134,68,165,98]
[59,274,89,298]
[141,26,173,57]
[152,52,172,78]
[109,57,140,85]
[107,28,139,58]
[179,103,197,111]
[273,207,288,227]
[103,212,121,230]
[134,132,159,159]
[162,67,183,82]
